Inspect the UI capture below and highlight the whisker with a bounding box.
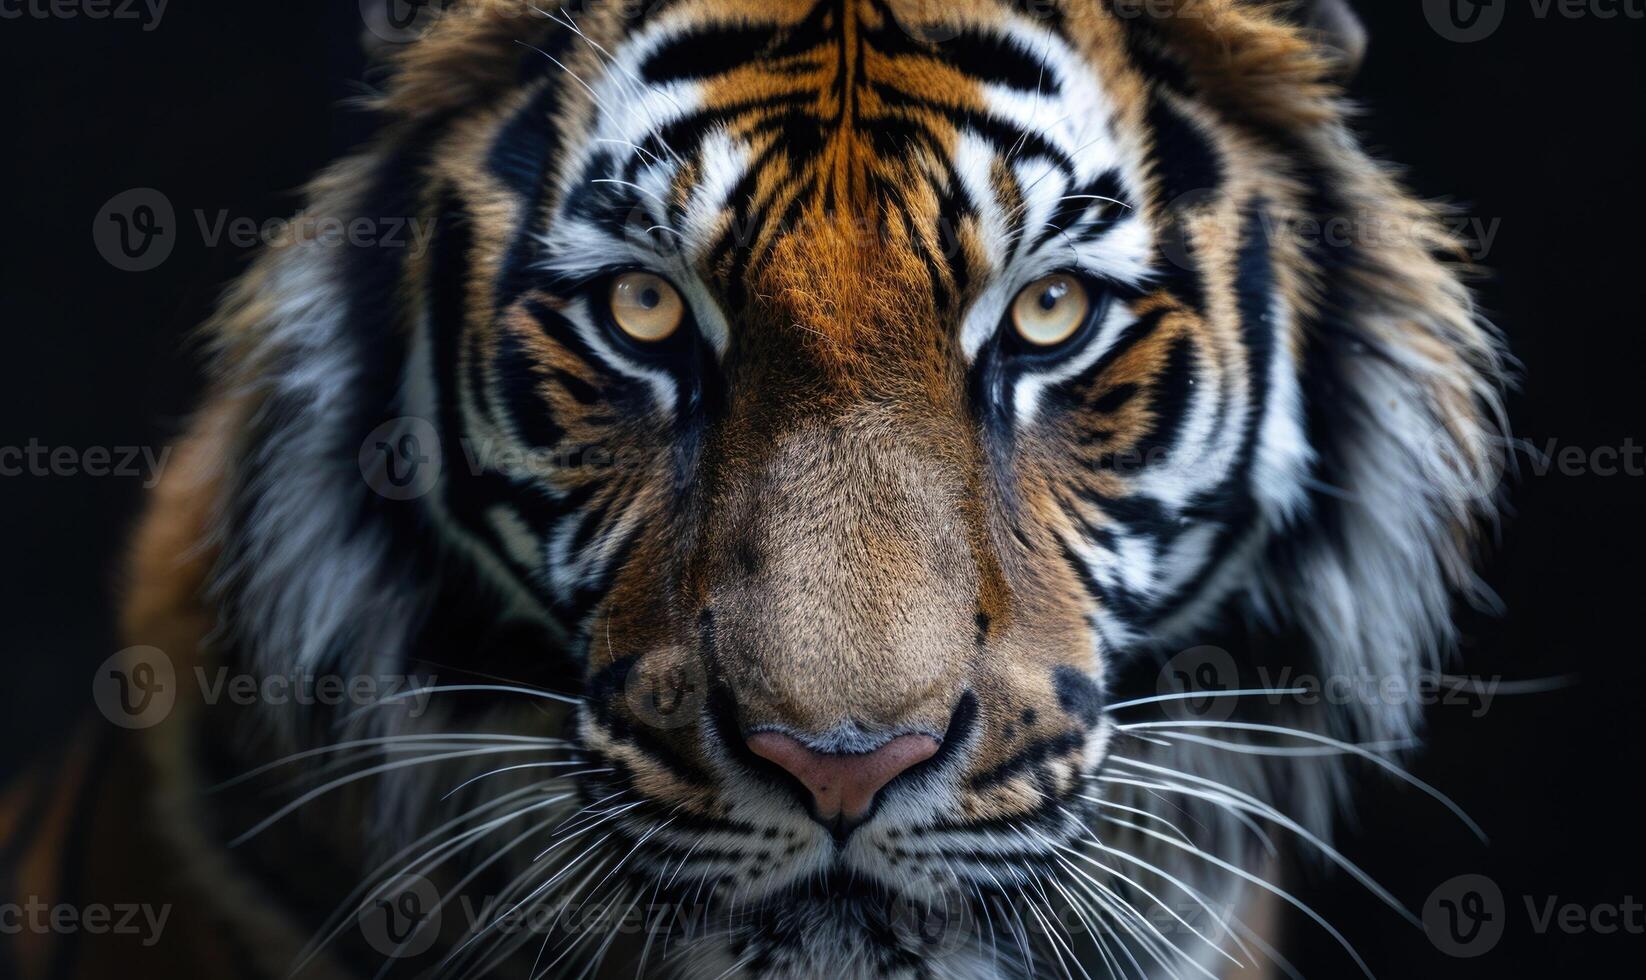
[1084,796,1196,846]
[1103,757,1419,926]
[1092,779,1278,859]
[231,745,575,846]
[369,803,577,975]
[345,683,581,721]
[211,732,568,791]
[1128,729,1420,757]
[1073,824,1258,966]
[443,832,618,976]
[441,762,609,801]
[1041,823,1240,974]
[293,783,565,973]
[1120,718,1488,842]
[1104,687,1308,713]
[1051,852,1197,980]
[1102,816,1378,979]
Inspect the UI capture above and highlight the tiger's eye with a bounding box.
[1011,273,1091,347]
[608,272,684,342]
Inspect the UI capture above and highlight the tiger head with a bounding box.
[142,1,1507,977]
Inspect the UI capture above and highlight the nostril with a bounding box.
[747,732,940,825]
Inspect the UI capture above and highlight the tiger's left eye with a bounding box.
[1011,273,1091,347]
[608,272,684,343]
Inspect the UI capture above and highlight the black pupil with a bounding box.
[1038,281,1067,312]
[638,286,661,310]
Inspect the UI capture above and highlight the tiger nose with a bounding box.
[747,732,940,828]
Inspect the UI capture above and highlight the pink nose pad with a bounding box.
[746,732,941,823]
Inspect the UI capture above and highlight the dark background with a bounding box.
[1,2,1642,976]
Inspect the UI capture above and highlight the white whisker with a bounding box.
[1104,687,1308,713]
[1102,816,1377,979]
[1120,719,1488,842]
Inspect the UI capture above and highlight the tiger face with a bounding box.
[538,0,1301,907]
[155,1,1506,977]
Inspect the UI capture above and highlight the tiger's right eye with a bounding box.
[1010,273,1091,348]
[608,272,684,343]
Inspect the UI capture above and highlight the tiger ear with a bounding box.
[1290,0,1368,79]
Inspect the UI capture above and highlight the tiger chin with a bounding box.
[63,2,1506,979]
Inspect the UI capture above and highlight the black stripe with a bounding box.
[1044,303,1171,416]
[1142,202,1279,621]
[641,23,781,83]
[428,189,485,531]
[968,730,1085,790]
[923,27,1059,93]
[492,324,567,449]
[583,657,717,786]
[492,78,565,312]
[1031,171,1130,253]
[1126,333,1197,467]
[1146,90,1224,207]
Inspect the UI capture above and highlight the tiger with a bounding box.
[1,1,1508,978]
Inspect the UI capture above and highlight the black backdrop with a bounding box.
[1,2,1642,976]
